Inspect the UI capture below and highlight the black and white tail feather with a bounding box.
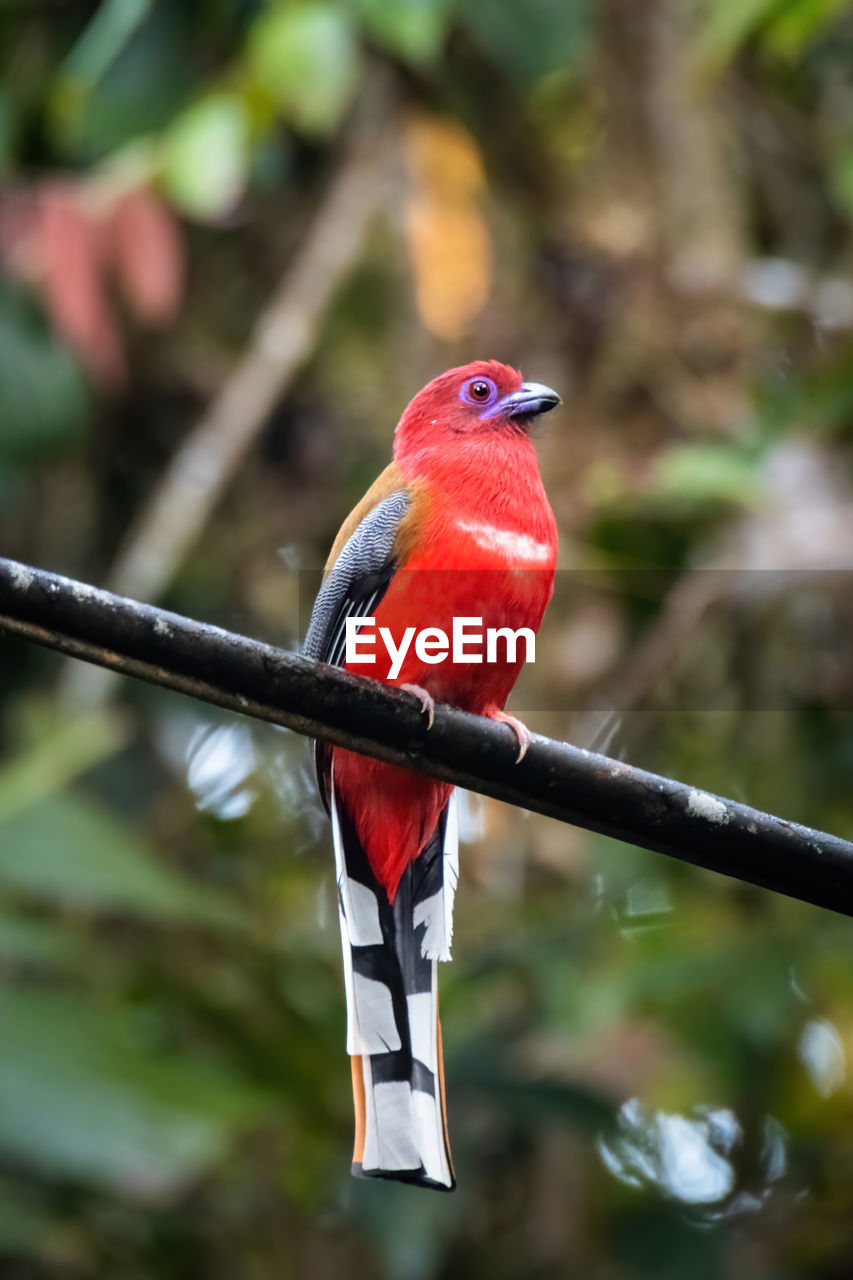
[331,775,458,1190]
[304,484,458,1188]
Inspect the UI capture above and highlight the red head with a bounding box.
[393,360,560,466]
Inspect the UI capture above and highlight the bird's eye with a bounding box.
[460,376,498,408]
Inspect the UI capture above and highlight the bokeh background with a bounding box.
[2,1,853,1276]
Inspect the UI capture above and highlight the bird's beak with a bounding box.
[486,381,562,422]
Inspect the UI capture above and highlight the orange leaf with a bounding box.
[403,113,492,341]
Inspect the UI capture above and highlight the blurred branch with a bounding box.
[606,568,730,716]
[3,555,853,918]
[609,440,853,713]
[61,100,393,708]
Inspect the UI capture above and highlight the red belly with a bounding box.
[335,561,553,899]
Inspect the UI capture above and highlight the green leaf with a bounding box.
[0,794,245,929]
[0,282,90,463]
[0,911,91,969]
[358,0,451,65]
[0,709,128,828]
[692,0,780,76]
[459,0,589,84]
[50,2,193,161]
[0,1179,65,1262]
[0,988,266,1197]
[62,0,154,87]
[248,3,359,136]
[694,0,851,72]
[761,0,850,57]
[649,443,760,509]
[162,93,250,221]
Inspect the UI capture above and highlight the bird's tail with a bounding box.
[331,777,458,1191]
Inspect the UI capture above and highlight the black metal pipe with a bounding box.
[1,555,852,916]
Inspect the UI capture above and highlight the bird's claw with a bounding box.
[401,683,435,730]
[489,709,531,763]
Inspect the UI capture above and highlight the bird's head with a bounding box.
[393,360,561,462]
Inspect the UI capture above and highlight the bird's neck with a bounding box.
[401,431,553,537]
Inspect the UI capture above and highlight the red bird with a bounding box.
[304,360,559,1190]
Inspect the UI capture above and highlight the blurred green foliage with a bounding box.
[0,283,90,459]
[1,0,853,1277]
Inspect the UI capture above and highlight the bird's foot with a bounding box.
[401,683,435,730]
[488,709,531,763]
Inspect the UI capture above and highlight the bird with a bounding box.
[303,359,560,1190]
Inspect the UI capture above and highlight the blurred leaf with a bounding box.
[404,114,491,339]
[459,0,588,84]
[0,794,246,929]
[695,0,851,73]
[762,0,852,55]
[648,443,760,509]
[358,0,451,65]
[0,282,90,462]
[51,2,193,159]
[0,988,265,1197]
[62,0,155,87]
[452,1040,615,1131]
[0,1179,68,1263]
[109,186,185,325]
[762,354,853,439]
[0,911,91,970]
[352,1174,466,1280]
[692,0,779,75]
[0,710,128,827]
[0,91,12,179]
[248,3,359,136]
[38,182,126,386]
[831,147,853,221]
[162,92,250,220]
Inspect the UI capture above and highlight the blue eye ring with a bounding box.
[460,376,498,408]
